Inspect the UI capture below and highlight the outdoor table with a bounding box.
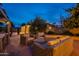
[32,37,73,56]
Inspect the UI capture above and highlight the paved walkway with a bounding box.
[4,33,32,56]
[5,44,32,56]
[2,33,79,56]
[5,36,79,56]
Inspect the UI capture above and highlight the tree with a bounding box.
[27,20,33,25]
[21,23,26,26]
[62,4,79,29]
[29,16,47,34]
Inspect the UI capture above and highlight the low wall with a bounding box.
[32,36,73,56]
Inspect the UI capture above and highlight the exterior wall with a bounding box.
[69,28,79,34]
[0,18,8,24]
[0,19,11,33]
[46,24,54,32]
[25,25,30,33]
[20,26,26,34]
[46,24,57,33]
[20,25,31,34]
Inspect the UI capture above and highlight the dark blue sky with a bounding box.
[3,3,76,27]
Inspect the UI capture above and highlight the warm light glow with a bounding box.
[20,25,31,34]
[69,28,79,34]
[48,40,60,46]
[48,26,52,30]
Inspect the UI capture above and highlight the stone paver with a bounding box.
[1,33,79,56]
[5,44,32,56]
[4,32,32,56]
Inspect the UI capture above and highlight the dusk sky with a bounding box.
[3,3,76,27]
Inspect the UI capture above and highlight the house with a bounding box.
[46,23,57,33]
[0,4,11,33]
